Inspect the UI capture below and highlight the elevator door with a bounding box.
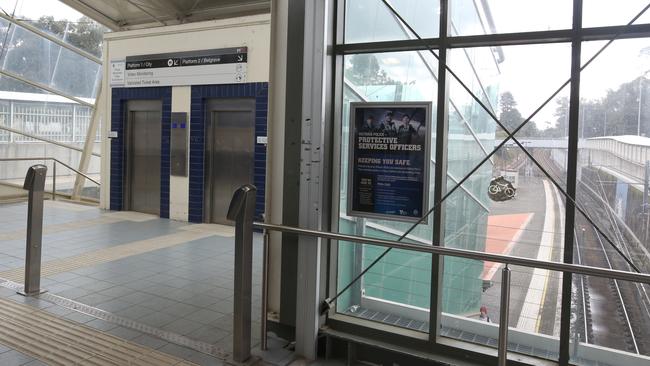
[125,100,162,215]
[204,99,255,224]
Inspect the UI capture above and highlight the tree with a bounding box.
[497,91,539,138]
[0,15,105,97]
[347,54,397,86]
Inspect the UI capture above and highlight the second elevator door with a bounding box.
[205,99,255,224]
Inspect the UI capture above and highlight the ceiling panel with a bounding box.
[58,0,270,30]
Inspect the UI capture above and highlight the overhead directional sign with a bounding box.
[112,47,247,87]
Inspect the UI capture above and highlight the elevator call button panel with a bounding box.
[171,112,188,177]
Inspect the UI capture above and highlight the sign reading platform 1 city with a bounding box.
[347,102,432,223]
[110,47,247,87]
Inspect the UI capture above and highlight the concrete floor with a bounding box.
[0,200,289,366]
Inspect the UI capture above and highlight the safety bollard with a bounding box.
[20,164,47,296]
[498,265,511,366]
[227,184,257,363]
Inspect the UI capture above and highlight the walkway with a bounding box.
[0,200,290,365]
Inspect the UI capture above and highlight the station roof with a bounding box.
[588,135,650,147]
[59,0,270,31]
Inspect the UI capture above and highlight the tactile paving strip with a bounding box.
[0,215,125,241]
[0,291,199,365]
[0,229,217,282]
[0,279,230,360]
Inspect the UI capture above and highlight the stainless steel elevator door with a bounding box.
[125,103,161,215]
[205,105,255,224]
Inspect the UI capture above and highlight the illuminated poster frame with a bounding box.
[347,102,432,223]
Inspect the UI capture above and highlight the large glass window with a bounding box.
[583,0,650,28]
[345,0,440,44]
[0,0,104,201]
[334,1,650,365]
[450,0,572,36]
[337,50,438,331]
[440,43,570,361]
[571,37,650,361]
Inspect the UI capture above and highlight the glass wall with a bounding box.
[337,50,438,329]
[571,37,650,361]
[333,1,650,365]
[0,0,104,200]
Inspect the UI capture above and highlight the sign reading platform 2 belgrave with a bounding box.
[348,102,431,222]
[110,47,247,87]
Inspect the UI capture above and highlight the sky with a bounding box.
[362,0,650,129]
[0,0,84,21]
[2,0,650,130]
[488,0,650,127]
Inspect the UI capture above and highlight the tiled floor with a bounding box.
[0,200,268,365]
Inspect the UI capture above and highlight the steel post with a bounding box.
[260,229,270,351]
[498,266,511,366]
[52,161,56,201]
[227,184,257,363]
[21,165,47,296]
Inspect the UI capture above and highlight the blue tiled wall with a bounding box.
[189,83,268,223]
[110,87,172,218]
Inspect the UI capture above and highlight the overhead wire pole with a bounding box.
[559,0,583,364]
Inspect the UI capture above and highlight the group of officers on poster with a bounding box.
[359,110,426,147]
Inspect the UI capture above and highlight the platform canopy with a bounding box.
[59,0,270,30]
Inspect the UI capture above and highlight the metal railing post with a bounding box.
[52,161,56,201]
[498,265,511,366]
[21,164,47,296]
[227,184,257,363]
[260,228,270,351]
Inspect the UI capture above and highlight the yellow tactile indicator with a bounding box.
[0,229,218,283]
[0,215,125,241]
[0,208,160,241]
[0,297,198,366]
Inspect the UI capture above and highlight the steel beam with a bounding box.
[72,81,103,200]
[559,2,583,364]
[57,0,122,31]
[0,125,100,157]
[0,11,102,64]
[0,68,94,108]
[429,0,450,341]
[295,0,334,359]
[335,23,650,55]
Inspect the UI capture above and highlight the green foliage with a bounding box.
[497,91,539,138]
[347,54,398,86]
[0,15,104,97]
[536,76,648,138]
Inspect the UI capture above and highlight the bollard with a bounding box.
[260,229,270,351]
[498,265,511,366]
[20,164,47,296]
[227,184,257,363]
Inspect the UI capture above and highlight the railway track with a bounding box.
[575,182,650,354]
[529,149,650,354]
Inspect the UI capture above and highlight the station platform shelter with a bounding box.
[1,1,650,366]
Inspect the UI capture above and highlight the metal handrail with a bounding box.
[0,157,100,186]
[252,221,650,365]
[254,222,650,284]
